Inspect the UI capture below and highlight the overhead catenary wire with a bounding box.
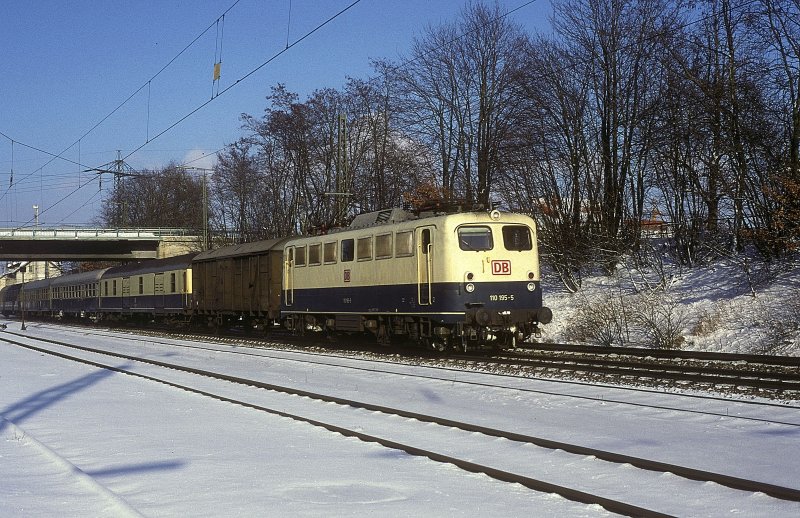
[120,0,364,165]
[4,0,762,230]
[0,0,244,212]
[1,0,359,229]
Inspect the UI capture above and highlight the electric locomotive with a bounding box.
[282,207,551,350]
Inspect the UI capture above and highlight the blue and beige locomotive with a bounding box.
[281,207,551,350]
[1,206,551,350]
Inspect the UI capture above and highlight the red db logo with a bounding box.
[491,260,511,275]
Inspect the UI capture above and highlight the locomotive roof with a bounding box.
[192,236,291,262]
[102,253,198,278]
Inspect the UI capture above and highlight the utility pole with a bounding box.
[179,167,212,251]
[326,113,351,227]
[20,265,26,331]
[86,151,135,227]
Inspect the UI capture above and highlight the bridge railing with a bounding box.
[0,227,198,239]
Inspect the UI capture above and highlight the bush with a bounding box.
[632,293,687,350]
[563,293,631,347]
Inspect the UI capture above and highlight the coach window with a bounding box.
[357,236,373,261]
[295,246,306,267]
[458,226,493,251]
[376,233,393,259]
[502,225,533,251]
[324,241,337,264]
[308,243,322,265]
[341,239,354,262]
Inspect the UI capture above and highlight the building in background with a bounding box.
[0,261,62,289]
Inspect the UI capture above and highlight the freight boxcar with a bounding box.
[191,237,289,329]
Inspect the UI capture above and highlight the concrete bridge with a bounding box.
[0,227,202,261]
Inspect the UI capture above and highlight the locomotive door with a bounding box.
[283,246,295,306]
[154,273,165,310]
[122,277,131,309]
[416,226,434,305]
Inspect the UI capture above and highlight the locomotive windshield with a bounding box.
[502,225,533,251]
[458,226,493,251]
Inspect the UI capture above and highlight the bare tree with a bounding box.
[99,163,203,231]
[397,2,527,206]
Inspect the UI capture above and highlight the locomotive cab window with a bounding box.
[502,225,533,251]
[458,226,493,251]
[341,239,354,262]
[295,246,306,267]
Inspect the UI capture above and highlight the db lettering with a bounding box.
[491,260,511,275]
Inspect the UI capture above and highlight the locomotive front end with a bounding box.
[440,211,552,349]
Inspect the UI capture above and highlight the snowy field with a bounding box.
[2,322,800,516]
[539,258,800,356]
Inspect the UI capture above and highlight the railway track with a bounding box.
[489,344,800,397]
[3,328,800,517]
[5,317,800,399]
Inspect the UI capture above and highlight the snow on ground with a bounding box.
[2,323,800,516]
[538,257,800,356]
[0,335,586,517]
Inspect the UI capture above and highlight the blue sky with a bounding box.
[0,0,552,227]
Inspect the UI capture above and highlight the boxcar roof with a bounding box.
[192,237,291,262]
[102,253,198,279]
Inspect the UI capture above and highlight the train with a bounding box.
[1,206,552,350]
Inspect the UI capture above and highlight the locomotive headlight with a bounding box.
[465,282,475,293]
[527,282,536,292]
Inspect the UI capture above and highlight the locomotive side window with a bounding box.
[458,226,493,251]
[341,239,354,262]
[502,225,533,251]
[357,237,373,261]
[396,231,414,257]
[308,244,322,265]
[376,233,393,259]
[295,246,306,266]
[139,276,144,295]
[324,241,338,264]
